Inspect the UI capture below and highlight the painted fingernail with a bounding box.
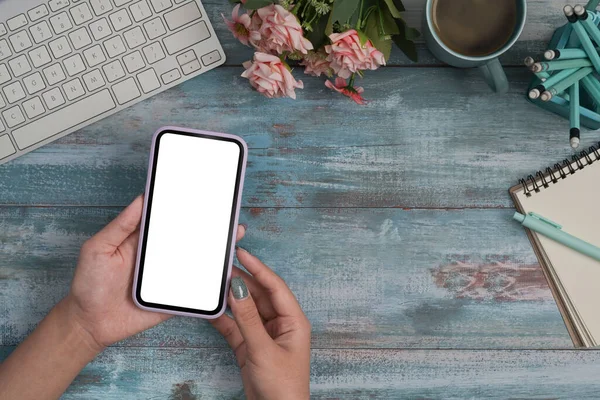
[236,246,248,253]
[231,277,249,300]
[240,223,248,230]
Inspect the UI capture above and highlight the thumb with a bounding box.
[229,276,271,350]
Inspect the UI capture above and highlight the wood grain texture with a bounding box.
[0,207,572,349]
[211,0,568,66]
[0,68,591,208]
[3,346,600,399]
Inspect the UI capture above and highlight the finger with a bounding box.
[92,195,144,250]
[236,248,304,318]
[210,314,244,354]
[236,224,247,243]
[229,277,271,350]
[231,266,276,321]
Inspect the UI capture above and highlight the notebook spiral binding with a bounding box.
[520,142,600,197]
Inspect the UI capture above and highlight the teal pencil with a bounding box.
[575,5,600,47]
[528,67,579,99]
[581,74,600,106]
[533,59,592,71]
[540,66,593,100]
[586,0,600,10]
[565,5,600,72]
[544,48,588,60]
[569,81,581,149]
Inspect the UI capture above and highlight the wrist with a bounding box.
[53,297,105,357]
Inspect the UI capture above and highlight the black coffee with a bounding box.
[432,0,518,57]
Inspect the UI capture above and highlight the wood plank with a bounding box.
[209,0,566,66]
[0,207,572,349]
[2,347,600,398]
[0,68,590,208]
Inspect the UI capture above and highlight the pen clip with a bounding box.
[529,212,563,229]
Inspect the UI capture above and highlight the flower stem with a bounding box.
[349,73,356,87]
[356,0,364,29]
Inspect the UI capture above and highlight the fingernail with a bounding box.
[230,277,249,300]
[236,246,248,253]
[240,223,248,230]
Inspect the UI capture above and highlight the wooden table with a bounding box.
[3,0,600,398]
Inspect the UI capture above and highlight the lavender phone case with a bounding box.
[132,126,248,319]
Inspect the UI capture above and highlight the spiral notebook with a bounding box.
[510,143,600,348]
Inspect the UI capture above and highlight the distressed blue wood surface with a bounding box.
[1,0,598,398]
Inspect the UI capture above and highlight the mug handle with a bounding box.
[478,58,509,93]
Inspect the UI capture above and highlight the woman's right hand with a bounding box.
[211,247,311,400]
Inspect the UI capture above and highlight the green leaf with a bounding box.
[243,0,273,10]
[331,0,360,24]
[392,35,418,61]
[306,14,329,48]
[380,7,400,36]
[325,12,334,35]
[392,0,405,12]
[395,17,420,40]
[356,29,369,46]
[383,0,403,18]
[365,9,393,61]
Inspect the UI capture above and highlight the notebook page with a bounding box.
[515,160,600,345]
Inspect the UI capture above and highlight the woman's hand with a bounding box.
[65,195,247,350]
[211,247,311,400]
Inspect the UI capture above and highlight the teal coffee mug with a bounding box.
[424,0,527,93]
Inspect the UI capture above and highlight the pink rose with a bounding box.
[255,5,313,55]
[325,77,367,105]
[241,52,304,99]
[222,4,260,47]
[300,49,334,77]
[325,29,386,79]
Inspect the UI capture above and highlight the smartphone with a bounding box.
[132,127,247,318]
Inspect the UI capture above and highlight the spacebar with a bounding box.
[13,90,116,150]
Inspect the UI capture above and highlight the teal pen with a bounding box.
[565,5,600,72]
[528,67,579,99]
[569,81,581,149]
[533,59,592,72]
[514,212,600,262]
[540,66,593,101]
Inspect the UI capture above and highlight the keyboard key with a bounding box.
[143,18,166,40]
[12,89,116,149]
[43,87,66,110]
[7,15,28,31]
[23,72,46,94]
[164,2,202,30]
[201,49,221,66]
[181,59,201,75]
[3,82,26,103]
[49,0,71,12]
[83,45,106,67]
[0,40,11,61]
[150,0,173,13]
[50,12,73,35]
[161,68,180,84]
[49,36,72,58]
[123,50,145,73]
[28,5,50,22]
[0,94,5,109]
[0,135,16,159]
[82,69,106,91]
[9,31,33,52]
[124,26,146,49]
[62,78,86,101]
[104,36,127,58]
[130,1,153,22]
[8,55,32,77]
[0,65,10,85]
[3,105,25,128]
[137,68,160,93]
[0,120,4,133]
[112,77,140,104]
[29,46,52,68]
[64,53,86,76]
[30,21,53,43]
[90,0,113,16]
[70,3,94,25]
[110,9,133,31]
[23,97,45,119]
[142,42,165,64]
[115,0,134,5]
[163,21,209,55]
[69,27,92,49]
[89,18,112,41]
[43,63,67,85]
[103,60,126,82]
[176,49,196,66]
[0,24,7,37]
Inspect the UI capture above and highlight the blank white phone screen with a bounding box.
[140,133,241,312]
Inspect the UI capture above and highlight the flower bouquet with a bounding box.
[223,0,419,103]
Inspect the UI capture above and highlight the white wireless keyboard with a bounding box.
[0,0,225,165]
